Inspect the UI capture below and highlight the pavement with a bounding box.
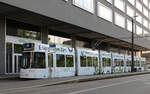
[0,71,150,92]
[1,72,150,94]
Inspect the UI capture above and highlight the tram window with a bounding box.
[33,53,46,68]
[93,57,98,67]
[56,54,65,67]
[121,60,124,66]
[136,61,140,66]
[141,61,145,67]
[102,58,111,67]
[48,54,53,67]
[87,57,93,67]
[106,58,111,66]
[127,60,131,66]
[80,56,86,67]
[114,59,120,66]
[14,44,23,53]
[66,55,74,67]
[102,58,106,67]
[23,52,32,68]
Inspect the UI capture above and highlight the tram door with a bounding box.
[13,54,22,73]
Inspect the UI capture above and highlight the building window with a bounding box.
[14,44,23,54]
[114,0,125,12]
[136,0,142,12]
[73,0,94,13]
[136,25,143,36]
[143,18,148,28]
[143,30,149,37]
[128,0,135,5]
[143,7,148,18]
[97,2,112,22]
[127,5,135,17]
[115,12,125,28]
[143,0,148,7]
[105,0,112,4]
[17,29,41,40]
[136,13,142,24]
[127,20,132,32]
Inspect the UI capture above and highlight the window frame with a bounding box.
[72,0,95,13]
[97,2,112,22]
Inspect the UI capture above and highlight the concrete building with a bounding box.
[0,0,150,74]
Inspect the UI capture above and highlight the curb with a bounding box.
[0,77,19,80]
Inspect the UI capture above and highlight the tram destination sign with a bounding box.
[24,43,35,51]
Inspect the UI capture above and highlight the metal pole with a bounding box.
[131,18,134,72]
[98,48,101,74]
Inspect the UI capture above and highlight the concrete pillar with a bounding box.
[72,36,78,76]
[41,26,48,44]
[0,16,6,74]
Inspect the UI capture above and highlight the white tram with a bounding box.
[20,43,75,78]
[124,55,131,72]
[135,57,141,72]
[141,57,146,72]
[100,51,112,74]
[77,48,99,76]
[20,42,147,79]
[112,53,125,73]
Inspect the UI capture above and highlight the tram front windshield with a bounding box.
[22,52,46,69]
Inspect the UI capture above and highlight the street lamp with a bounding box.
[131,15,138,72]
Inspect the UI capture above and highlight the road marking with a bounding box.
[69,78,143,94]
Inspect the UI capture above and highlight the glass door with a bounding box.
[14,54,22,73]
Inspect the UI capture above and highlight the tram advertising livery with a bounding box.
[20,43,147,79]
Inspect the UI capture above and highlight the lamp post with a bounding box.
[131,16,138,72]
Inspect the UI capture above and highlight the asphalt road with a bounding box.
[1,74,150,94]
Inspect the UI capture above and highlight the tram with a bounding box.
[77,48,99,76]
[20,42,147,78]
[135,57,141,72]
[20,43,75,78]
[124,55,131,72]
[112,53,125,73]
[100,51,112,74]
[141,57,146,72]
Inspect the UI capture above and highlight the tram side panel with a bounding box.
[112,53,125,73]
[135,57,141,72]
[50,47,75,78]
[140,57,146,72]
[77,48,99,76]
[100,51,112,74]
[124,55,132,73]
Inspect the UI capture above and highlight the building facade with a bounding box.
[0,0,150,75]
